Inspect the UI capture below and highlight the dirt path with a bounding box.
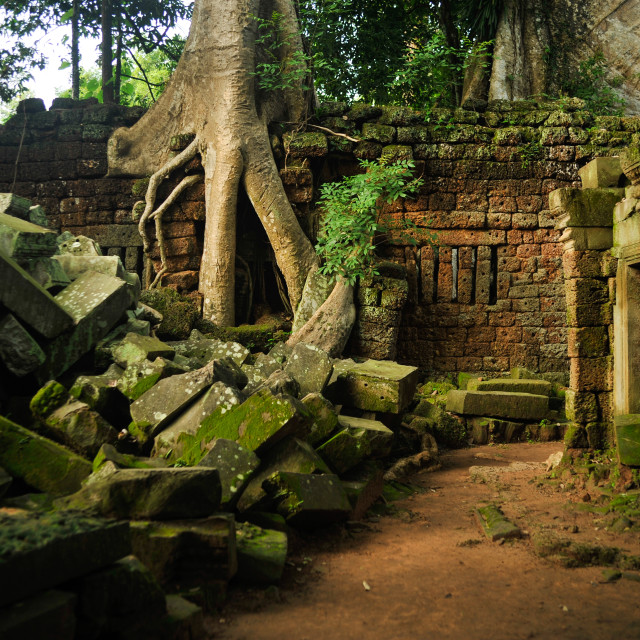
[206,443,640,640]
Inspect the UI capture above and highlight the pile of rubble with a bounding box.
[0,193,432,638]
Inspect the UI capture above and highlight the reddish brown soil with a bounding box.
[206,443,640,640]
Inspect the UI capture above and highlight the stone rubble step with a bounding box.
[326,358,419,414]
[317,415,394,474]
[446,389,549,421]
[263,471,352,528]
[235,522,288,584]
[0,312,46,376]
[466,378,552,396]
[475,504,522,542]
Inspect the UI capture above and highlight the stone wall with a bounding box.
[3,96,640,378]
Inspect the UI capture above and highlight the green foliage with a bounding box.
[564,50,625,116]
[57,45,180,106]
[388,33,492,112]
[315,159,422,285]
[518,140,543,168]
[252,10,332,94]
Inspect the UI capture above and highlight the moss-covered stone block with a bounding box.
[30,380,69,419]
[237,438,331,512]
[380,144,413,163]
[177,388,312,465]
[139,288,199,340]
[614,415,640,466]
[346,103,382,121]
[378,105,423,126]
[0,415,92,496]
[354,140,382,159]
[446,390,548,420]
[283,131,328,158]
[112,332,175,368]
[92,443,167,473]
[327,359,418,415]
[130,515,237,589]
[476,504,522,541]
[301,392,340,446]
[466,378,552,396]
[0,510,130,608]
[198,438,260,509]
[316,415,393,474]
[564,423,589,448]
[235,522,287,584]
[565,390,598,423]
[263,471,351,528]
[60,467,222,520]
[550,187,623,227]
[361,123,395,144]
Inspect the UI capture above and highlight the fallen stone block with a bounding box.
[171,329,250,366]
[446,390,549,421]
[73,555,166,640]
[301,392,340,446]
[253,369,300,397]
[0,312,46,376]
[153,382,244,461]
[112,332,175,368]
[316,415,394,474]
[19,257,70,290]
[69,366,130,425]
[164,595,204,639]
[326,359,419,414]
[614,414,640,466]
[0,509,130,607]
[476,504,522,541]
[468,417,524,445]
[235,522,288,584]
[61,466,222,520]
[466,378,552,396]
[0,589,76,640]
[56,232,101,255]
[341,461,385,520]
[52,254,125,281]
[236,437,330,512]
[0,253,74,338]
[116,357,186,402]
[263,471,351,528]
[578,157,623,189]
[197,439,260,509]
[0,193,33,219]
[0,416,92,495]
[177,388,312,465]
[40,399,119,459]
[130,516,237,589]
[95,316,151,369]
[38,270,135,381]
[92,444,168,473]
[129,361,219,440]
[284,342,333,396]
[0,212,57,259]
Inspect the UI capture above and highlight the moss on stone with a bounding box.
[0,415,92,496]
[283,131,328,157]
[139,287,199,340]
[132,177,150,197]
[564,423,588,448]
[30,381,69,419]
[347,103,382,121]
[380,145,413,163]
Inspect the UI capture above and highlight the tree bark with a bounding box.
[108,0,347,350]
[71,0,80,100]
[101,0,114,104]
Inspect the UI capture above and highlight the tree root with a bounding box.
[136,139,201,288]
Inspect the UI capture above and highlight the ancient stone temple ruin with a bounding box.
[1,96,640,636]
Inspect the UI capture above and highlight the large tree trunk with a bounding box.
[108,0,354,352]
[71,0,80,100]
